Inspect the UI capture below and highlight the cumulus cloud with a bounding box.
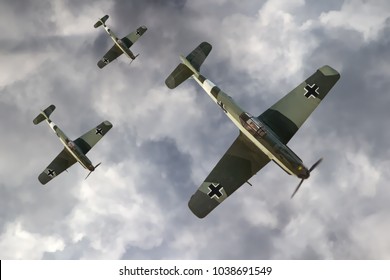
[0,222,65,259]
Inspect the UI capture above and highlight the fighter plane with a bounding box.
[94,15,147,68]
[33,105,113,185]
[165,42,340,218]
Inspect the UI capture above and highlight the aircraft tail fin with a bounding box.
[165,42,212,89]
[33,104,56,125]
[94,15,109,28]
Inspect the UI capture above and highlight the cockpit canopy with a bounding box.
[67,140,76,150]
[239,112,267,137]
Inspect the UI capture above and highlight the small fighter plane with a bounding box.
[94,15,147,68]
[165,42,340,218]
[33,105,113,185]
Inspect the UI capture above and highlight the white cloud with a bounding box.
[64,163,166,259]
[350,212,390,259]
[320,0,390,41]
[0,222,65,259]
[215,0,316,85]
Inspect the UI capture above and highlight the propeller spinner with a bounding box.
[85,162,102,180]
[291,158,323,198]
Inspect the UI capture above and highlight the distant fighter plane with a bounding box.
[165,42,340,218]
[94,15,147,68]
[33,105,113,184]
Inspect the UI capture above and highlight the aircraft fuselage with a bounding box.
[193,74,310,179]
[45,119,95,171]
[102,24,136,60]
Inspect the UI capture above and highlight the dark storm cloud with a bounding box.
[297,0,343,20]
[103,133,194,208]
[1,0,57,35]
[137,137,192,190]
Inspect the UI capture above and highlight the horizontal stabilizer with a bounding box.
[33,104,55,125]
[94,15,109,28]
[185,42,212,71]
[165,63,193,89]
[165,42,212,89]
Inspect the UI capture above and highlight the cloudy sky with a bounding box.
[1,0,390,259]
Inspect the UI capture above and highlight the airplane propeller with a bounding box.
[85,162,102,180]
[129,54,140,65]
[290,158,323,198]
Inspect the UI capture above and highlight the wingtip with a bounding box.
[199,41,212,53]
[97,61,105,69]
[188,193,212,219]
[38,174,48,185]
[103,120,113,128]
[165,76,176,89]
[319,65,340,77]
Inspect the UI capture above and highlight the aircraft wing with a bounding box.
[38,148,77,185]
[188,133,270,218]
[121,26,147,48]
[74,121,113,154]
[259,65,340,144]
[97,44,123,69]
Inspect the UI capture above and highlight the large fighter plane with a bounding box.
[94,15,147,69]
[33,105,113,185]
[165,42,340,218]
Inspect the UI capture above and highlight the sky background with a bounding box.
[1,0,390,259]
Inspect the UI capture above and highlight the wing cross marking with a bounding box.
[95,128,103,135]
[304,83,320,99]
[47,169,56,177]
[207,183,224,199]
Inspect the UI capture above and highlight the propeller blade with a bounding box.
[84,162,102,180]
[129,54,139,65]
[291,179,304,198]
[291,158,322,198]
[85,171,93,180]
[309,158,323,172]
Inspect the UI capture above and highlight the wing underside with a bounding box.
[121,26,147,48]
[74,121,113,154]
[97,44,123,69]
[259,65,340,144]
[38,148,77,185]
[188,133,270,218]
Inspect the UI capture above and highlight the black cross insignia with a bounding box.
[95,128,103,135]
[102,57,110,64]
[136,29,141,35]
[207,183,224,199]
[304,84,320,99]
[47,169,56,177]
